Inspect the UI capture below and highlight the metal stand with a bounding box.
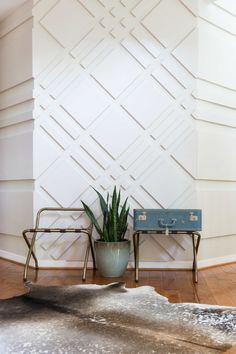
[22,208,96,283]
[133,230,201,283]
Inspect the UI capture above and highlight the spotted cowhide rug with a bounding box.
[0,282,235,354]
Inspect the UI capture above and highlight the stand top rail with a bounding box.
[32,207,91,230]
[133,230,201,236]
[23,228,91,233]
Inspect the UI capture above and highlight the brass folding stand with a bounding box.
[22,207,96,283]
[133,231,201,283]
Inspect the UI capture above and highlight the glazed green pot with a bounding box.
[94,239,130,277]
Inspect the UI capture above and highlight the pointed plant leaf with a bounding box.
[81,201,103,237]
[111,186,118,241]
[118,202,129,239]
[103,225,109,242]
[117,190,121,210]
[82,187,129,242]
[93,188,108,216]
[111,186,117,212]
[93,188,109,235]
[119,197,128,221]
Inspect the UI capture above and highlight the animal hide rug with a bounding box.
[0,282,235,353]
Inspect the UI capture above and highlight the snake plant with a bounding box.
[82,186,129,242]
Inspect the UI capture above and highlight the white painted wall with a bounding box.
[31,0,198,268]
[0,1,34,262]
[0,0,236,269]
[196,0,236,265]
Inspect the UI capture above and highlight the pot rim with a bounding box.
[95,239,130,243]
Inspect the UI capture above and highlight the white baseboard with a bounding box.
[1,249,236,269]
[0,250,94,268]
[37,260,94,268]
[127,261,193,269]
[198,254,236,268]
[0,249,27,265]
[132,255,236,270]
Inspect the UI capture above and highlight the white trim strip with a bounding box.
[1,249,236,270]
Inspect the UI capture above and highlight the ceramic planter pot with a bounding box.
[94,239,130,277]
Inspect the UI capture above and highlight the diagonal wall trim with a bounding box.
[30,0,197,262]
[1,0,236,268]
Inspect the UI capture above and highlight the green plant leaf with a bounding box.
[111,186,118,241]
[117,190,121,209]
[111,186,117,210]
[82,187,129,242]
[121,208,129,238]
[118,199,129,240]
[93,188,109,236]
[103,225,109,242]
[81,201,103,237]
[119,197,128,222]
[93,188,108,216]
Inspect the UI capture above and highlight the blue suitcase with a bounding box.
[133,209,202,233]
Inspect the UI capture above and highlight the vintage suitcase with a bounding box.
[133,209,202,233]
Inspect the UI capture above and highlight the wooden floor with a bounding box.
[1,258,236,306]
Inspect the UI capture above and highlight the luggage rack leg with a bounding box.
[191,232,201,283]
[23,230,38,282]
[82,229,96,281]
[133,231,140,282]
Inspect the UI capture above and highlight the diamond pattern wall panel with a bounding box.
[41,160,89,206]
[91,106,141,158]
[61,78,110,128]
[91,48,142,98]
[141,160,191,208]
[40,0,94,49]
[142,0,195,48]
[121,77,172,129]
[33,0,198,266]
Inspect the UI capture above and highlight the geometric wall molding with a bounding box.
[31,0,236,266]
[1,0,236,268]
[32,0,198,265]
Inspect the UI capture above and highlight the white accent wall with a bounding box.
[196,0,236,266]
[0,0,236,269]
[0,1,34,263]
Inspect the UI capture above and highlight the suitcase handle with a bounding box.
[158,218,177,228]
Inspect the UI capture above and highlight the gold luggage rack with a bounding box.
[133,230,201,283]
[22,207,96,282]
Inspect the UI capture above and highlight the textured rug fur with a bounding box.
[0,282,236,353]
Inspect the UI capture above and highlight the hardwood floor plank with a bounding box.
[0,258,236,306]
